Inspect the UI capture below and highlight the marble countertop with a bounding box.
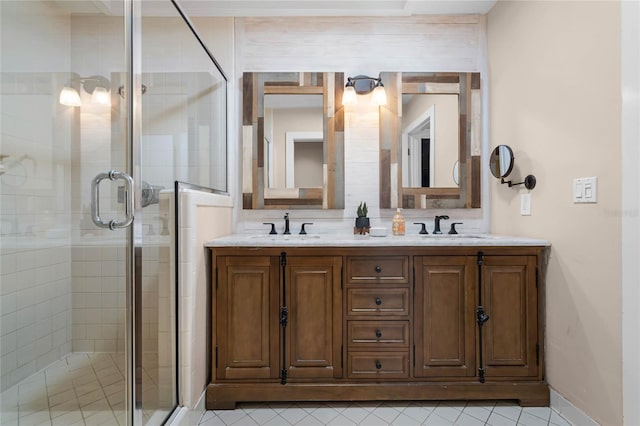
[205,233,550,248]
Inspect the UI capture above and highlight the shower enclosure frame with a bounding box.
[0,0,228,422]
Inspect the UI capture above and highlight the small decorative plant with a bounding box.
[354,201,370,235]
[357,202,368,218]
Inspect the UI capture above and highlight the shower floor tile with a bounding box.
[0,353,126,426]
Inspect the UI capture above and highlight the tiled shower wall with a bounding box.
[0,2,74,391]
[70,245,126,353]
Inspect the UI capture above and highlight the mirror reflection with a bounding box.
[401,94,459,188]
[379,71,482,209]
[489,145,514,178]
[242,71,344,209]
[263,94,323,189]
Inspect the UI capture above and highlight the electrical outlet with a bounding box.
[520,193,531,216]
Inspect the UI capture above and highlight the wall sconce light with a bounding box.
[342,75,387,106]
[59,75,111,107]
[59,86,82,107]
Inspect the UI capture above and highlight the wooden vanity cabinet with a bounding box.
[481,255,539,379]
[208,245,549,409]
[215,253,342,383]
[215,256,280,380]
[414,256,477,378]
[345,255,411,380]
[284,256,342,380]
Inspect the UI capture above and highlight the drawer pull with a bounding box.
[375,265,382,273]
[375,297,382,305]
[375,361,382,370]
[375,330,382,338]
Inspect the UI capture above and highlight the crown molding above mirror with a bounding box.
[379,72,482,209]
[242,72,345,210]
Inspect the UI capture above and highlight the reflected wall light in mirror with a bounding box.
[342,75,387,106]
[59,75,111,107]
[489,145,536,190]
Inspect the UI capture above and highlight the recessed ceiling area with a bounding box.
[174,0,497,17]
[52,0,497,17]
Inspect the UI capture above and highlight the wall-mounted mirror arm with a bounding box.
[490,145,536,190]
[500,175,536,190]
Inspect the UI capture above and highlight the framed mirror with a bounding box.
[379,72,482,209]
[242,72,345,209]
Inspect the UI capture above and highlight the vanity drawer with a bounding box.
[347,352,409,379]
[348,321,409,348]
[347,288,410,316]
[346,256,409,284]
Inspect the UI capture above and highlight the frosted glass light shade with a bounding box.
[59,86,81,107]
[372,85,387,106]
[92,86,111,105]
[341,86,357,106]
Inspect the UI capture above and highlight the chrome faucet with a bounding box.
[283,213,291,235]
[433,215,450,234]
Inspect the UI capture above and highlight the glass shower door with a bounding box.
[0,1,142,425]
[137,0,227,421]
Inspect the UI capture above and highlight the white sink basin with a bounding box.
[249,234,321,240]
[419,234,487,239]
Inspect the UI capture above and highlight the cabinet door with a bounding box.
[482,256,538,378]
[414,256,476,377]
[285,256,342,379]
[216,256,280,380]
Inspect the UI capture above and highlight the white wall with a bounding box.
[176,190,232,409]
[621,2,640,425]
[402,94,459,187]
[488,2,622,424]
[270,107,323,188]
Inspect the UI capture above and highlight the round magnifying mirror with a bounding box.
[489,145,515,179]
[452,160,460,186]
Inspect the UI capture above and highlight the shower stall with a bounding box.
[0,1,227,424]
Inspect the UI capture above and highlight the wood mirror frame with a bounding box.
[379,72,482,209]
[242,72,345,209]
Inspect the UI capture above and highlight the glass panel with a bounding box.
[1,1,130,425]
[139,1,226,424]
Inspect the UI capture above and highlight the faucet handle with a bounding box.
[413,222,428,235]
[448,222,463,235]
[263,223,277,235]
[299,223,314,235]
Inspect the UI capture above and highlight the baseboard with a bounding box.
[167,390,208,426]
[550,388,600,426]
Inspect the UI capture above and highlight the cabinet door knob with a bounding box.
[375,361,382,370]
[375,265,382,273]
[375,330,382,338]
[375,297,382,306]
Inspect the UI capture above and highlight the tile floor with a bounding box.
[0,352,167,426]
[1,353,126,426]
[198,401,573,426]
[1,353,574,426]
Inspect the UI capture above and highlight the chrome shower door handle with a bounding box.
[91,170,134,230]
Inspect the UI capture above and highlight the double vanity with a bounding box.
[205,233,550,409]
[211,67,548,410]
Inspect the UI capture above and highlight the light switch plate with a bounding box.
[573,177,598,203]
[520,193,531,215]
